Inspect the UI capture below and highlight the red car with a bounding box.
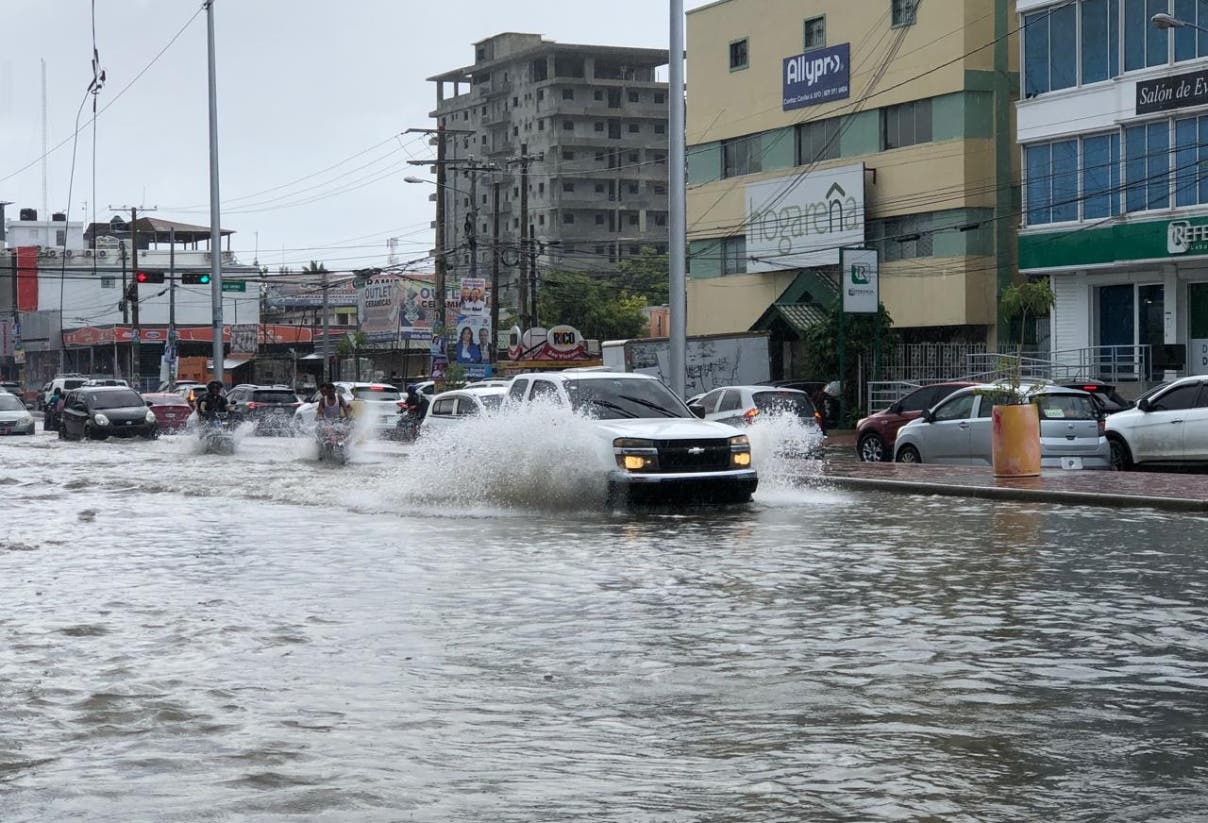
[855,381,975,462]
[142,392,193,433]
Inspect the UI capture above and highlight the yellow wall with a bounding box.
[687,270,801,336]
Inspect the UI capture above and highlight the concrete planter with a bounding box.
[991,403,1041,478]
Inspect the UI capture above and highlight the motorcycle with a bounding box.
[316,420,350,465]
[199,414,236,455]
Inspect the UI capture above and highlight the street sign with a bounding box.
[222,281,247,293]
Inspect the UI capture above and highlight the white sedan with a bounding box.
[295,382,405,434]
[1106,375,1208,469]
[420,386,508,433]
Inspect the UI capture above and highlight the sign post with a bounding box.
[838,247,880,425]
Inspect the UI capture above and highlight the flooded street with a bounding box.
[3,423,1207,822]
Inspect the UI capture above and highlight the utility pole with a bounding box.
[168,226,176,384]
[118,241,128,324]
[321,268,330,382]
[491,181,500,367]
[529,224,538,325]
[205,0,225,385]
[668,0,688,398]
[507,147,543,329]
[110,204,157,386]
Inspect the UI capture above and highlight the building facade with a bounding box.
[1018,0,1208,381]
[685,0,1018,367]
[428,33,670,326]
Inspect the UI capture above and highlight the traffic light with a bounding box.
[135,271,164,284]
[181,272,211,285]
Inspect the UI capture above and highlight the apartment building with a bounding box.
[685,0,1018,368]
[1018,0,1208,381]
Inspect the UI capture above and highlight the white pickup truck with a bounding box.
[505,371,758,506]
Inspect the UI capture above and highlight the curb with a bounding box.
[817,474,1208,514]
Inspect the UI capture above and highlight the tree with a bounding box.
[801,302,896,421]
[537,271,649,341]
[615,246,669,304]
[301,260,327,274]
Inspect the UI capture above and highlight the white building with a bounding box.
[1018,0,1208,384]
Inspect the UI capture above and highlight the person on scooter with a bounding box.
[315,382,350,428]
[44,386,64,430]
[196,380,229,423]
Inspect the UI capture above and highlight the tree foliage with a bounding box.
[538,271,649,341]
[801,302,896,421]
[614,247,669,305]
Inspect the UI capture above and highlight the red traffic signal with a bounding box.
[135,271,165,284]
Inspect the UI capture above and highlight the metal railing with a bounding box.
[965,345,1153,383]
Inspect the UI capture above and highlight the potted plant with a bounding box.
[989,278,1055,477]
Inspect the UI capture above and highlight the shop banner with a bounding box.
[783,43,850,111]
[358,274,406,343]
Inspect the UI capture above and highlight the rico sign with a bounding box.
[783,43,850,111]
[745,163,866,271]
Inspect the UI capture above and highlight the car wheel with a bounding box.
[1108,435,1133,471]
[58,423,68,440]
[895,444,921,464]
[857,432,887,462]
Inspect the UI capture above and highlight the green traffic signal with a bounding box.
[181,272,212,285]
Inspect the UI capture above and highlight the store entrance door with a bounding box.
[1097,284,1135,380]
[1189,283,1208,376]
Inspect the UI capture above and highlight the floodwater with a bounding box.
[2,411,1207,822]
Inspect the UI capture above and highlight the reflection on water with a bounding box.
[1,431,1207,821]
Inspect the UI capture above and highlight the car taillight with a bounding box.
[247,402,259,410]
[742,407,759,423]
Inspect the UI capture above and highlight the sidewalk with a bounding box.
[811,460,1208,513]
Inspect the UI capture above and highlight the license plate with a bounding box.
[1060,456,1083,470]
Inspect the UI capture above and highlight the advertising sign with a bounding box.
[840,248,879,314]
[507,325,590,362]
[746,163,865,270]
[453,314,492,366]
[398,278,441,341]
[783,43,850,111]
[457,277,488,317]
[1136,67,1208,115]
[0,320,12,358]
[358,274,403,343]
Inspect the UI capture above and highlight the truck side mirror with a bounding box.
[689,403,706,419]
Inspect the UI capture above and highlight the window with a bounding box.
[1125,121,1170,212]
[562,150,574,160]
[729,38,749,71]
[654,92,665,104]
[1173,0,1208,61]
[804,16,825,50]
[1176,115,1208,206]
[797,117,840,162]
[628,213,639,226]
[609,120,622,139]
[653,184,667,194]
[1151,383,1204,411]
[718,389,742,412]
[654,123,666,135]
[652,211,667,226]
[628,123,640,133]
[933,393,976,422]
[539,214,546,225]
[596,214,605,225]
[1023,4,1076,96]
[1082,133,1122,218]
[100,276,115,288]
[563,213,575,224]
[595,121,605,132]
[1081,0,1120,84]
[722,133,763,178]
[563,182,575,192]
[594,90,604,101]
[1025,139,1078,224]
[628,152,640,163]
[722,236,746,275]
[562,88,575,100]
[561,120,573,131]
[538,182,545,195]
[628,183,639,194]
[593,182,605,193]
[882,98,932,149]
[529,381,561,401]
[872,213,934,261]
[628,91,640,103]
[1125,0,1170,71]
[537,89,545,100]
[431,398,456,416]
[892,0,917,26]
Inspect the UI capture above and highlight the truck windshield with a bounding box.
[564,378,690,419]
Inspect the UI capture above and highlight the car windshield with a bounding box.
[753,390,815,417]
[89,390,145,410]
[352,386,401,401]
[564,378,690,419]
[252,390,299,404]
[1037,394,1098,420]
[480,395,503,411]
[63,379,86,390]
[0,394,24,411]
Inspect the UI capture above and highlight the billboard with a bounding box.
[745,163,865,271]
[452,277,492,376]
[358,273,443,344]
[840,248,879,314]
[783,43,850,111]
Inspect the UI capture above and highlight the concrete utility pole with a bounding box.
[507,147,543,329]
[205,0,225,385]
[491,181,501,365]
[321,268,330,382]
[168,227,176,384]
[668,0,688,398]
[108,204,158,386]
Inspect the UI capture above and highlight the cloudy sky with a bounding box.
[1,0,710,273]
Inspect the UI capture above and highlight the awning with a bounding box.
[751,302,829,336]
[205,355,255,370]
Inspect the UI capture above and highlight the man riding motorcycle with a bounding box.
[196,380,229,423]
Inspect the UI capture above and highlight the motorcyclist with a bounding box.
[315,382,350,427]
[44,387,64,430]
[196,380,229,423]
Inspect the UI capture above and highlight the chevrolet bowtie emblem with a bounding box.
[687,447,705,455]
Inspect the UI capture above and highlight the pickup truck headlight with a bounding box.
[93,413,110,426]
[614,437,659,471]
[729,434,752,468]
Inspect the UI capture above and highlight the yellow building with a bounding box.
[685,0,1018,369]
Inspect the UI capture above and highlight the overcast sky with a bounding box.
[0,0,713,273]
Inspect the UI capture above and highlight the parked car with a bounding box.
[226,384,302,435]
[420,386,508,433]
[0,381,23,397]
[81,378,130,389]
[41,375,89,409]
[1056,380,1132,414]
[855,381,976,462]
[893,385,1110,469]
[505,372,758,505]
[689,384,825,458]
[141,392,194,433]
[58,387,158,440]
[0,391,36,435]
[1105,376,1208,470]
[295,382,404,434]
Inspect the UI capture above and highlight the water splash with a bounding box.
[744,412,826,489]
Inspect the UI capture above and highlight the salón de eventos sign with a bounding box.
[1136,67,1208,115]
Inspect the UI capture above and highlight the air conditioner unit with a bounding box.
[81,249,94,258]
[98,250,108,259]
[43,248,57,258]
[63,248,74,258]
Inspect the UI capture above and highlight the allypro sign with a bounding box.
[745,163,865,271]
[783,43,850,111]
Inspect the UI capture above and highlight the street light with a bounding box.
[1152,12,1208,32]
[403,176,430,185]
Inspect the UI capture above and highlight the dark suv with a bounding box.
[226,384,302,435]
[855,381,975,462]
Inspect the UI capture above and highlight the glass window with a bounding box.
[883,99,932,150]
[528,381,561,401]
[508,379,528,402]
[697,389,723,413]
[723,236,747,275]
[1081,0,1120,83]
[892,0,917,26]
[432,398,455,416]
[722,134,762,178]
[1051,139,1078,222]
[1175,115,1208,205]
[1151,383,1202,410]
[1082,133,1121,219]
[718,389,743,412]
[1026,144,1053,224]
[1149,0,1170,66]
[804,16,825,50]
[933,392,976,422]
[1050,3,1077,90]
[1037,394,1099,420]
[798,117,840,163]
[899,386,939,413]
[1024,12,1050,96]
[1125,122,1171,212]
[1126,0,1171,70]
[729,38,748,71]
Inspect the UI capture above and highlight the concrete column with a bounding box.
[1164,264,1180,381]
